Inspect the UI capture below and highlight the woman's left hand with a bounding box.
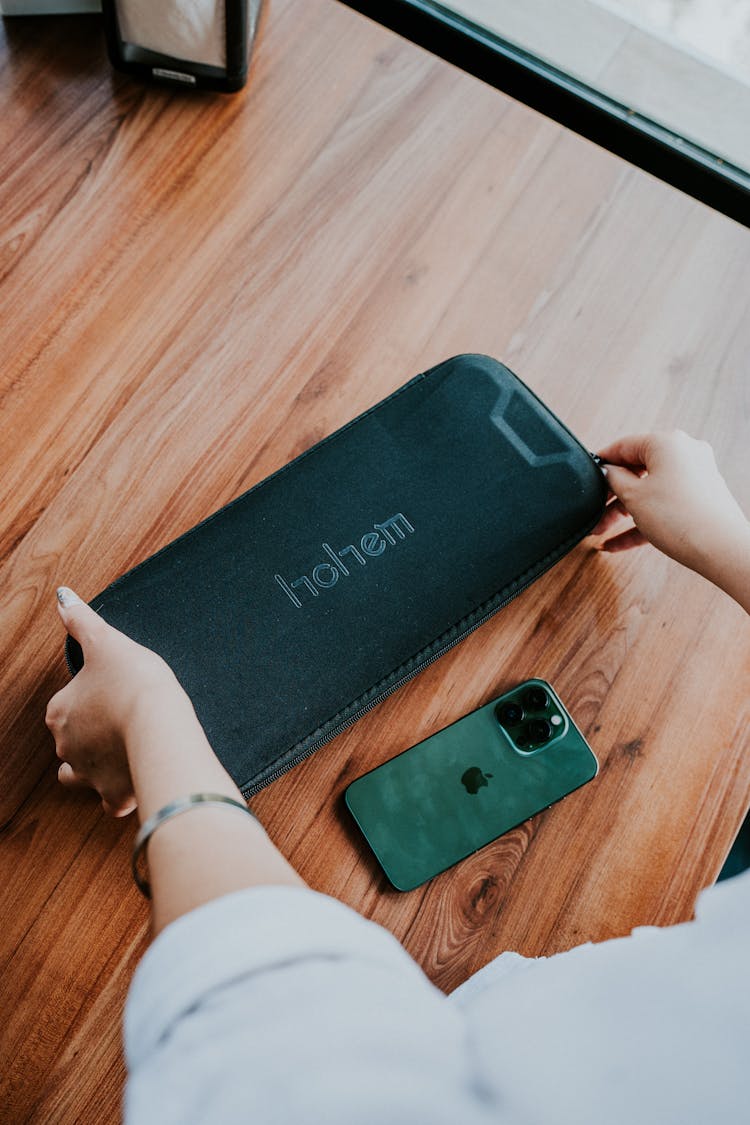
[46,587,191,817]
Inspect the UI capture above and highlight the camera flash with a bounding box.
[551,715,563,726]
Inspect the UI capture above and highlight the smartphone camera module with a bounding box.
[496,684,562,753]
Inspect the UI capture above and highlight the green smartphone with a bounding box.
[344,679,598,891]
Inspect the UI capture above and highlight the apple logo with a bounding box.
[461,766,493,794]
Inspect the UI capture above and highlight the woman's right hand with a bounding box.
[591,430,750,607]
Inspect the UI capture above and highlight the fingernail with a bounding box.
[57,587,83,608]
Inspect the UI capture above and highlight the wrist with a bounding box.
[122,677,196,751]
[695,521,750,611]
[123,689,244,822]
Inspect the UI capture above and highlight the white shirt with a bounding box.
[125,869,750,1124]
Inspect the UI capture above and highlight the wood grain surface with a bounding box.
[1,1,749,1121]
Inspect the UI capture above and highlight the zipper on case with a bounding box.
[65,480,608,799]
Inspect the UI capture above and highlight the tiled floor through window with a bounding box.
[447,0,750,170]
[609,0,750,75]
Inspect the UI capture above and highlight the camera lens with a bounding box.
[497,701,524,727]
[522,686,549,711]
[527,718,552,743]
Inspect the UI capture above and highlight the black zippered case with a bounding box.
[66,354,607,795]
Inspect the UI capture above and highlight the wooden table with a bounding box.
[1,1,749,1120]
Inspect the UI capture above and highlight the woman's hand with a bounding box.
[47,589,303,930]
[592,431,750,609]
[46,588,192,816]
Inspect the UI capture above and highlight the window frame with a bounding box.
[339,0,750,227]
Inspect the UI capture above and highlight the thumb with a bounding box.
[601,462,641,506]
[56,587,103,649]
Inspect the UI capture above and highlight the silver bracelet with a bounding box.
[131,793,258,899]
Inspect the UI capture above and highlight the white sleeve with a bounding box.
[124,886,498,1125]
[449,870,750,1125]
